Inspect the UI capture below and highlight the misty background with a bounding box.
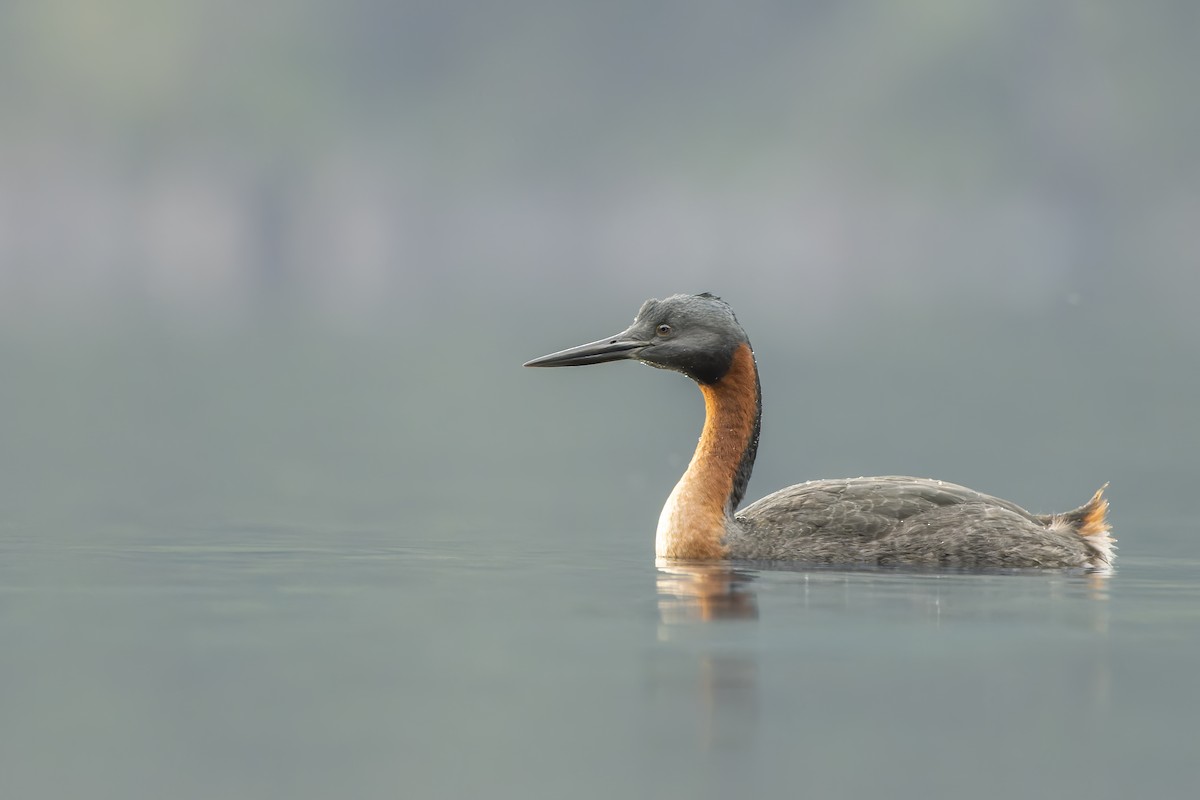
[2,1,1196,548]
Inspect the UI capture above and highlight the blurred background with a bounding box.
[2,0,1196,545]
[1,0,1198,545]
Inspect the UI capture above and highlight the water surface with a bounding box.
[3,520,1198,799]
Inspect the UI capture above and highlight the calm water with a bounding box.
[3,524,1199,799]
[2,324,1199,799]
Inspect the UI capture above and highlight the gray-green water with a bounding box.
[3,526,1198,799]
[2,322,1199,799]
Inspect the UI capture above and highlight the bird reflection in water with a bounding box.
[655,560,759,623]
[650,562,761,754]
[648,560,1114,757]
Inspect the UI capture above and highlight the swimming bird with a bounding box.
[525,293,1113,569]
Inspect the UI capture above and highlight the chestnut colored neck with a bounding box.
[655,343,761,559]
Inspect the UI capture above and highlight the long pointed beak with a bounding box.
[524,333,649,367]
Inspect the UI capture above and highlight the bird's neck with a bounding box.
[655,343,761,560]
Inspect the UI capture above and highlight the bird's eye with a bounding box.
[656,324,672,337]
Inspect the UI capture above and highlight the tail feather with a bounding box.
[1058,483,1114,566]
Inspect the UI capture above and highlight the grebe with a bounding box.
[525,293,1114,569]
